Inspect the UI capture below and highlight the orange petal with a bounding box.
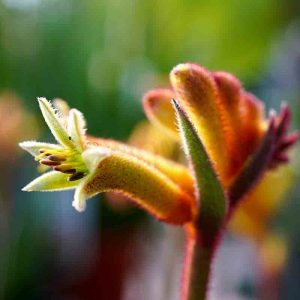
[87,136,194,195]
[240,92,265,163]
[127,120,178,159]
[82,151,195,224]
[143,88,178,139]
[213,71,244,179]
[170,63,230,182]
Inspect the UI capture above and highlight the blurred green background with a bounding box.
[0,0,300,299]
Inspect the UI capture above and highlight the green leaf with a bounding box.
[173,100,226,244]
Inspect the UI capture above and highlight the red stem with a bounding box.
[180,226,216,300]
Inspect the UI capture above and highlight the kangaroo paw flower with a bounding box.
[19,63,298,300]
[20,98,195,223]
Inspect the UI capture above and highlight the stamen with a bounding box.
[54,165,76,174]
[39,149,51,156]
[48,155,67,162]
[40,159,61,166]
[69,172,85,181]
[36,146,87,180]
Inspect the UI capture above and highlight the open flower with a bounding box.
[20,98,91,211]
[20,98,194,223]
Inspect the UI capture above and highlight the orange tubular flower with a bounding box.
[144,63,297,209]
[20,63,298,300]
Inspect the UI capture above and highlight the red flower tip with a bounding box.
[268,104,299,169]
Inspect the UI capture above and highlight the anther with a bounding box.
[48,155,66,162]
[39,149,50,156]
[68,172,85,181]
[54,166,76,174]
[40,159,61,166]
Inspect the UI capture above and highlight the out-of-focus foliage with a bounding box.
[0,0,292,138]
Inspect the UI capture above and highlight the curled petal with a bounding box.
[170,63,229,182]
[143,89,178,139]
[73,181,87,212]
[22,171,77,192]
[79,148,195,224]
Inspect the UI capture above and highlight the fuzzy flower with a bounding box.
[20,98,194,223]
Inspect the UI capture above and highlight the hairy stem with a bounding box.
[181,228,215,300]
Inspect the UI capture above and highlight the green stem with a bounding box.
[181,230,215,300]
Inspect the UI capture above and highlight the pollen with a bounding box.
[35,147,88,181]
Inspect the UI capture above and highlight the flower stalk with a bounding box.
[181,233,215,300]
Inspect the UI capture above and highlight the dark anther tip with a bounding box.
[68,172,85,181]
[48,155,66,162]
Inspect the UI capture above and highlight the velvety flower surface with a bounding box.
[143,63,298,230]
[20,98,194,224]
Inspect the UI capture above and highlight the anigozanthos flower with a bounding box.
[20,97,90,210]
[141,63,298,299]
[143,63,298,207]
[142,63,299,246]
[20,63,298,300]
[20,98,194,224]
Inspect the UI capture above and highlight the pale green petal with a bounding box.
[72,147,111,212]
[53,98,70,119]
[19,141,62,157]
[22,171,78,192]
[72,182,87,212]
[82,147,111,171]
[70,147,110,212]
[38,97,74,148]
[68,109,87,151]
